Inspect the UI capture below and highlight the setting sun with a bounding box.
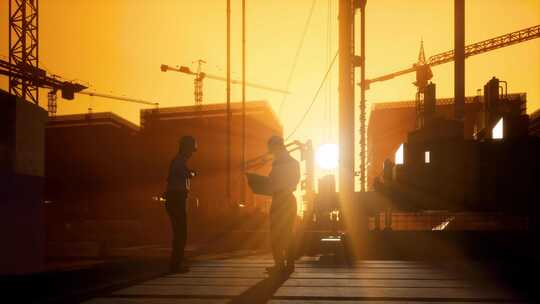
[316,143,339,170]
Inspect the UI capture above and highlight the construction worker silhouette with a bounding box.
[165,135,197,273]
[266,136,300,275]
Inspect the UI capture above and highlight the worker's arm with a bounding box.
[167,157,190,192]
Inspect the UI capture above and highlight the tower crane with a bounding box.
[363,24,540,91]
[160,60,290,105]
[361,24,540,128]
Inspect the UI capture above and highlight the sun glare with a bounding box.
[316,144,339,170]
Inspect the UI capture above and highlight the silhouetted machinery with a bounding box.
[313,175,340,232]
[308,174,351,258]
[375,77,540,219]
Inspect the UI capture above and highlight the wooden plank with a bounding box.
[288,272,458,279]
[165,273,267,279]
[268,301,524,304]
[187,264,436,271]
[274,286,514,300]
[145,277,471,288]
[187,266,446,274]
[144,277,261,286]
[283,278,471,288]
[113,285,249,296]
[84,299,229,304]
[82,256,522,303]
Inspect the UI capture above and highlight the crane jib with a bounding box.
[161,62,291,99]
[365,24,540,87]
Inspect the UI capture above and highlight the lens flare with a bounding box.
[316,144,339,170]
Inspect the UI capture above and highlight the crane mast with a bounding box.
[193,60,206,106]
[9,0,39,104]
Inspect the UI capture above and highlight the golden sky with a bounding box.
[1,0,539,167]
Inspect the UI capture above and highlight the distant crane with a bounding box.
[160,60,290,105]
[42,89,159,117]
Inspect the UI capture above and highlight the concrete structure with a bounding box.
[45,112,145,257]
[374,82,540,215]
[529,108,540,137]
[367,94,526,189]
[0,89,47,274]
[46,112,140,207]
[384,117,540,213]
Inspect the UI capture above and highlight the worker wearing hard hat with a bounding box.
[165,135,197,273]
[266,135,300,276]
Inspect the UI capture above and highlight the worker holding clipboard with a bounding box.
[247,136,300,276]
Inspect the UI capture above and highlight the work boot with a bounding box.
[170,264,190,274]
[285,263,295,275]
[265,264,285,275]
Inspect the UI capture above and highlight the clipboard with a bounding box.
[246,173,272,196]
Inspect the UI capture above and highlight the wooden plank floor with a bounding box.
[83,255,524,304]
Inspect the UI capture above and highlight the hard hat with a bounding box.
[267,135,284,148]
[179,135,198,152]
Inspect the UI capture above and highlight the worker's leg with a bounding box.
[177,199,187,264]
[270,203,285,268]
[284,195,297,271]
[166,192,187,271]
[167,204,180,270]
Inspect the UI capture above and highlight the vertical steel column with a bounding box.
[338,0,354,204]
[226,0,232,206]
[304,140,315,217]
[241,0,246,204]
[359,0,366,192]
[454,0,465,121]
